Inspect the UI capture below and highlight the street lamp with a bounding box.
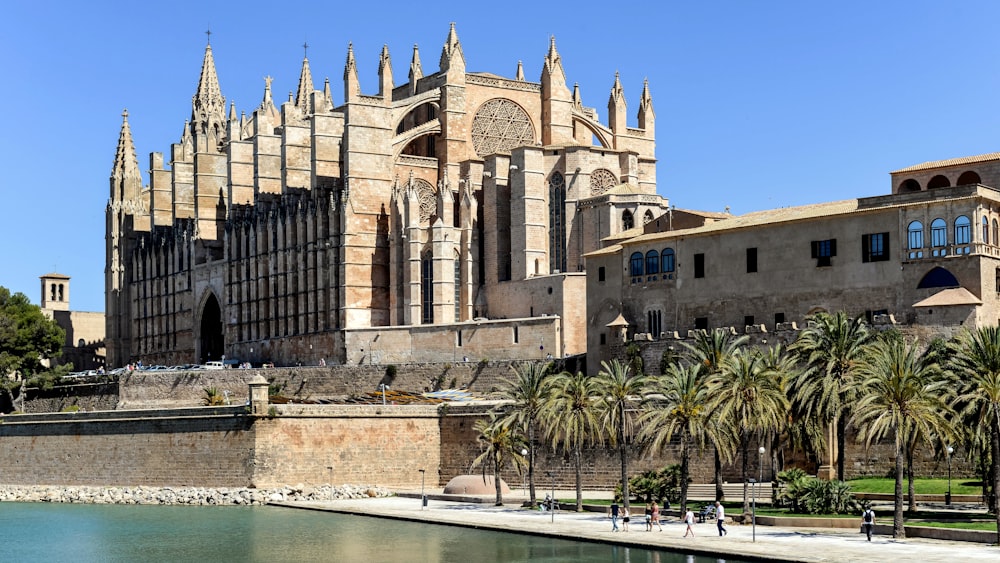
[419,468,427,510]
[545,471,555,523]
[521,448,528,497]
[946,446,954,506]
[379,383,389,405]
[753,446,765,543]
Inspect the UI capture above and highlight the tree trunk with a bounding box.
[893,431,905,539]
[993,410,1000,546]
[528,422,536,506]
[494,456,503,506]
[741,435,750,513]
[714,448,724,502]
[680,430,690,515]
[837,415,847,482]
[906,443,916,513]
[619,411,630,509]
[574,444,583,512]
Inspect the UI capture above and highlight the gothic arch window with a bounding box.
[50,284,56,301]
[58,284,64,301]
[917,266,960,289]
[549,172,567,273]
[661,248,675,272]
[984,216,990,244]
[412,178,437,224]
[928,175,951,189]
[470,98,535,157]
[908,220,924,259]
[421,252,434,324]
[622,210,634,231]
[993,219,998,247]
[931,218,947,256]
[958,171,982,185]
[629,252,644,277]
[454,253,461,322]
[899,178,921,193]
[645,250,659,275]
[590,168,618,196]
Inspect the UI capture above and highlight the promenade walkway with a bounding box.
[275,491,998,563]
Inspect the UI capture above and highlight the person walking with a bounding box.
[644,502,653,531]
[621,505,631,532]
[684,507,695,537]
[861,504,876,541]
[651,501,663,531]
[715,501,727,536]
[608,501,620,532]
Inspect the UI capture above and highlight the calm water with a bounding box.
[0,502,740,563]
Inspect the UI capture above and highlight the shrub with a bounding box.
[61,405,80,412]
[203,387,226,406]
[620,465,685,505]
[776,468,858,514]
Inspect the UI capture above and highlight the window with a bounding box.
[622,210,634,230]
[600,333,606,345]
[955,215,971,253]
[694,253,705,278]
[984,217,990,245]
[549,173,566,273]
[908,221,924,259]
[647,310,662,336]
[513,326,519,343]
[629,252,644,277]
[811,239,837,267]
[774,312,785,325]
[931,218,947,256]
[994,219,999,247]
[598,266,606,282]
[645,250,659,275]
[421,253,434,324]
[661,248,675,273]
[746,247,757,273]
[744,315,755,327]
[862,232,889,262]
[996,267,1000,295]
[454,257,461,321]
[694,317,708,330]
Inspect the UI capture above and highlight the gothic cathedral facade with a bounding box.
[105,24,668,368]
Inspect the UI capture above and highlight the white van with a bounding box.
[203,361,224,370]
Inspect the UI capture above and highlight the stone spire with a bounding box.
[344,42,360,101]
[638,77,655,135]
[439,22,465,75]
[572,83,583,110]
[295,52,315,114]
[379,44,394,97]
[191,44,226,137]
[516,60,525,81]
[608,71,627,134]
[110,109,142,202]
[409,43,423,93]
[542,35,565,79]
[323,77,334,111]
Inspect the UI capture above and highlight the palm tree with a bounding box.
[639,360,712,514]
[472,413,527,506]
[852,335,953,538]
[948,326,1000,541]
[682,328,748,501]
[760,343,815,478]
[595,358,650,509]
[790,311,872,481]
[710,349,789,512]
[497,360,554,506]
[544,370,601,511]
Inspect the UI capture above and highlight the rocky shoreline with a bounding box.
[0,484,392,505]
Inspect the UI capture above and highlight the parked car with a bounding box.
[202,361,224,370]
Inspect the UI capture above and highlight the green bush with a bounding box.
[619,465,685,505]
[776,468,857,514]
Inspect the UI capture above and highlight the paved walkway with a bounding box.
[274,492,999,562]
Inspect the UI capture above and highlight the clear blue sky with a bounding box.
[2,1,999,313]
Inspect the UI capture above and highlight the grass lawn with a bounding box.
[847,477,982,495]
[907,520,997,531]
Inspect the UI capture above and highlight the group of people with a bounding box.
[606,500,665,532]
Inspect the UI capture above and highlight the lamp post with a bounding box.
[379,383,389,405]
[946,446,954,506]
[521,448,528,497]
[419,469,427,510]
[545,471,555,523]
[754,446,765,542]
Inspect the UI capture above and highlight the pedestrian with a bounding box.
[684,507,695,537]
[715,501,727,536]
[622,505,631,532]
[644,502,653,531]
[651,501,663,531]
[608,500,620,532]
[861,504,876,541]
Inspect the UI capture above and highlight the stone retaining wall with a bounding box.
[0,484,391,505]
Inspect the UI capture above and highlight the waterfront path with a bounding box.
[275,493,998,563]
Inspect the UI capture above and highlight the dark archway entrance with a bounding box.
[199,293,224,363]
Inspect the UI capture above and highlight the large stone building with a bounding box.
[106,25,668,368]
[39,273,105,371]
[586,154,1000,372]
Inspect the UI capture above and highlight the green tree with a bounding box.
[472,413,527,506]
[682,328,748,501]
[948,326,1000,540]
[710,349,789,512]
[790,311,872,481]
[852,335,953,538]
[497,361,554,506]
[595,358,650,509]
[639,360,711,514]
[0,287,66,406]
[544,370,601,511]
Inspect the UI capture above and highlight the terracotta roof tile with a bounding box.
[912,287,982,308]
[891,152,1000,174]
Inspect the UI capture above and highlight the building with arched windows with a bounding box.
[40,273,105,371]
[586,151,1000,372]
[105,25,669,368]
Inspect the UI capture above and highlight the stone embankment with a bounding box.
[0,484,392,505]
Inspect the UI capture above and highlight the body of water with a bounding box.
[0,502,740,562]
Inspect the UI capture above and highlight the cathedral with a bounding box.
[105,24,668,368]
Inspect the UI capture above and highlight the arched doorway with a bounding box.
[199,293,224,363]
